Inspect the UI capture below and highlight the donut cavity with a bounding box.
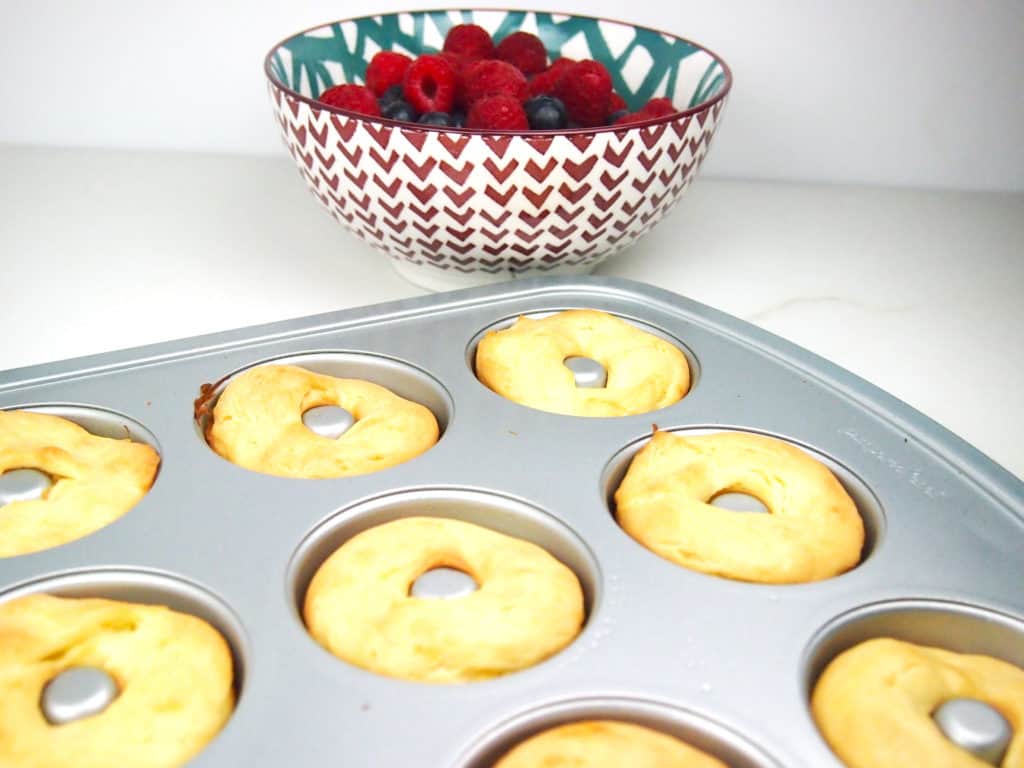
[457,697,782,768]
[806,599,1024,768]
[613,430,866,583]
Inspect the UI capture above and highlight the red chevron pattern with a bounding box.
[270,85,726,281]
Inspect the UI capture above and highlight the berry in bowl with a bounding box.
[265,10,731,291]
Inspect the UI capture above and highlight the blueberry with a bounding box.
[450,109,466,128]
[382,100,419,123]
[524,95,568,130]
[418,111,454,126]
[607,109,629,125]
[377,84,405,110]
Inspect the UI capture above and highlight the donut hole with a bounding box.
[0,568,249,704]
[457,697,782,768]
[466,309,700,405]
[0,467,54,506]
[562,356,608,389]
[601,427,885,581]
[40,666,121,726]
[409,566,480,600]
[804,599,1024,764]
[287,488,600,668]
[193,350,453,447]
[300,404,356,440]
[405,550,481,599]
[708,490,770,514]
[931,698,1013,764]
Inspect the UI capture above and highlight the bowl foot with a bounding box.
[389,259,601,293]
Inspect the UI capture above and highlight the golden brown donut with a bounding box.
[304,517,585,683]
[0,410,160,558]
[812,637,1024,768]
[614,430,864,583]
[0,593,235,768]
[475,309,690,417]
[207,364,439,478]
[493,720,728,767]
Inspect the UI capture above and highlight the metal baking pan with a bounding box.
[1,275,1021,767]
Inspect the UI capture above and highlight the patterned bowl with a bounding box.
[265,10,731,291]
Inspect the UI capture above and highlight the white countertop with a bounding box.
[2,144,1022,480]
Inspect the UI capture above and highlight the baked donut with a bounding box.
[304,517,584,682]
[494,720,728,768]
[0,410,160,558]
[475,310,690,417]
[614,430,864,583]
[0,593,235,768]
[812,637,1024,768]
[206,364,439,478]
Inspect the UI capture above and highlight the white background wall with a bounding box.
[2,1,1021,191]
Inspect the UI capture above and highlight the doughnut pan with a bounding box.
[1,275,1022,767]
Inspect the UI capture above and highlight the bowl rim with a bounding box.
[263,6,733,137]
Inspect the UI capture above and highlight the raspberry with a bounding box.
[555,60,612,127]
[612,112,648,126]
[439,50,464,72]
[365,51,412,96]
[442,24,495,61]
[608,92,627,114]
[403,55,457,114]
[495,31,547,76]
[526,57,575,98]
[466,95,529,130]
[440,51,472,108]
[639,97,676,118]
[318,84,380,117]
[463,59,527,106]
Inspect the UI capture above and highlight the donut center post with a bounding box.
[0,468,52,506]
[410,567,478,599]
[709,491,769,514]
[563,356,607,389]
[933,698,1013,765]
[302,405,356,439]
[40,666,120,725]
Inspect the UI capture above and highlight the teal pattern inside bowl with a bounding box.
[269,10,728,114]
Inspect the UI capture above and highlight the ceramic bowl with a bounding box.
[265,10,731,291]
